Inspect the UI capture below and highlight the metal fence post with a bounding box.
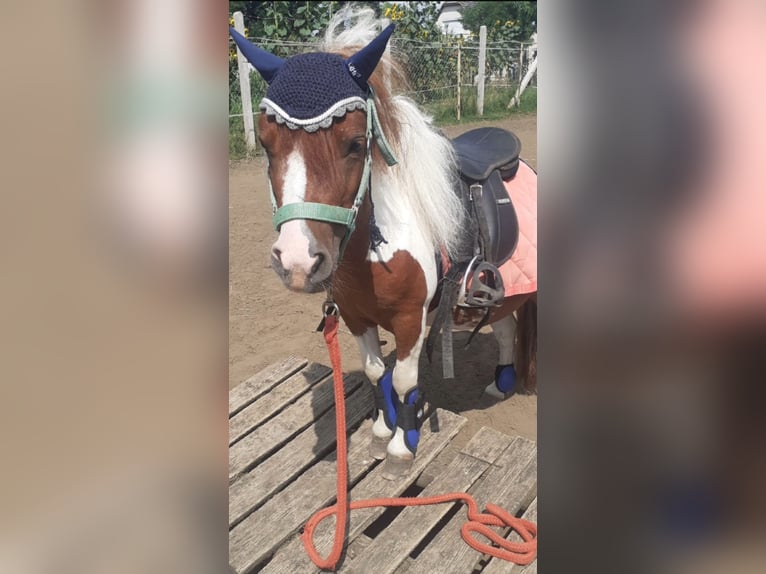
[233,12,256,155]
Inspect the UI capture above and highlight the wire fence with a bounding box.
[229,35,537,158]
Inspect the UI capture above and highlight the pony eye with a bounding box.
[346,138,366,157]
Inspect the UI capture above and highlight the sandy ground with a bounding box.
[229,114,537,460]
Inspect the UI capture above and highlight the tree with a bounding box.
[230,2,341,42]
[380,2,442,40]
[461,1,537,42]
[229,1,384,41]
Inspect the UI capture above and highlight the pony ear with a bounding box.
[345,23,395,90]
[229,26,285,84]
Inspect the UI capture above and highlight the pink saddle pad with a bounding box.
[498,160,537,296]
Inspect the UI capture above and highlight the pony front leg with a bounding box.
[354,327,397,460]
[383,312,428,479]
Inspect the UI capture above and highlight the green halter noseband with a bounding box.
[269,88,398,256]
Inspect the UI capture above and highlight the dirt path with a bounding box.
[229,113,537,453]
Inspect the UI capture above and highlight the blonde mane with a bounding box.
[321,7,465,257]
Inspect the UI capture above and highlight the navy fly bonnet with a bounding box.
[229,24,395,131]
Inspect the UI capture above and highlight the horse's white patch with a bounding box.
[367,173,439,301]
[273,220,315,273]
[281,150,307,204]
[272,150,317,274]
[355,327,385,382]
[491,313,517,366]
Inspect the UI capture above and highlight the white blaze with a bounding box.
[272,150,317,274]
[281,150,307,205]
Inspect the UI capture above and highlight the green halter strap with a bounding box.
[268,88,398,257]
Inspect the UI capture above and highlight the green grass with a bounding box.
[425,85,537,126]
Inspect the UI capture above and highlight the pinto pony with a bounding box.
[230,10,537,478]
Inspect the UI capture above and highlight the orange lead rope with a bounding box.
[302,312,538,570]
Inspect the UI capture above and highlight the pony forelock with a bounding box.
[322,6,382,53]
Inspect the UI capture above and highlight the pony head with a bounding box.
[229,24,395,292]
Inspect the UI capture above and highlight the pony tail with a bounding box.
[515,299,537,393]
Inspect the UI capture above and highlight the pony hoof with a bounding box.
[381,454,414,480]
[369,435,390,460]
[484,382,508,400]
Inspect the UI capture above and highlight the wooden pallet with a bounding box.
[229,357,538,574]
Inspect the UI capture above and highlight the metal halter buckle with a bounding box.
[323,300,339,317]
[316,299,340,332]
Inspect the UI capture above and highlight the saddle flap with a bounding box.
[452,127,521,182]
[471,170,519,267]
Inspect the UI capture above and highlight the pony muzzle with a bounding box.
[271,220,333,292]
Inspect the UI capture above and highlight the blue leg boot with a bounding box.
[370,370,398,460]
[485,363,517,399]
[382,387,428,479]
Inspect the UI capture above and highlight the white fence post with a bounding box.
[233,11,256,155]
[477,25,486,116]
[509,53,537,109]
[456,42,462,121]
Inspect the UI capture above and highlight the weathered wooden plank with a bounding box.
[229,362,332,446]
[260,409,468,574]
[229,382,374,527]
[340,429,515,574]
[482,498,538,574]
[345,534,374,562]
[461,427,517,463]
[228,373,364,480]
[406,437,537,574]
[229,356,307,416]
[229,419,377,574]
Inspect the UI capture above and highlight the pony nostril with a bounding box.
[310,252,325,275]
[271,246,282,262]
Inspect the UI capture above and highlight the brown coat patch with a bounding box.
[332,202,428,361]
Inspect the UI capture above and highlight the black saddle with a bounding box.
[452,127,521,267]
[427,128,526,377]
